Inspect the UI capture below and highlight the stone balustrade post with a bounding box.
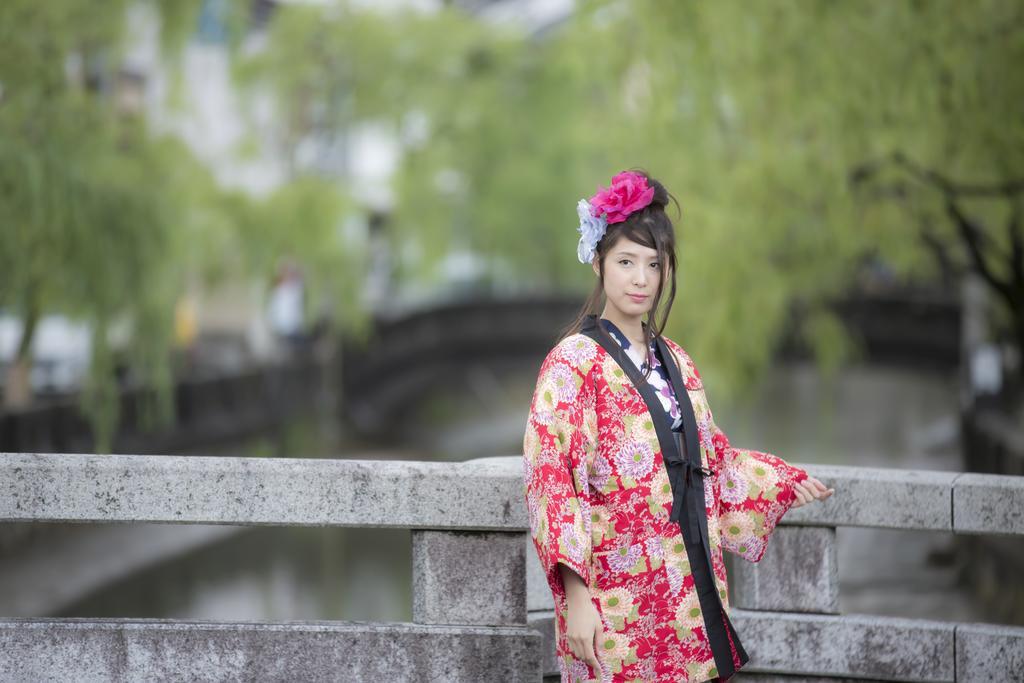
[729,526,839,614]
[412,529,528,626]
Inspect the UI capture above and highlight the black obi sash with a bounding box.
[579,314,750,679]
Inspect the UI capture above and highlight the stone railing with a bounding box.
[2,453,1023,682]
[708,465,1024,683]
[0,453,538,682]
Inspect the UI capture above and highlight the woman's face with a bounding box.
[592,236,665,319]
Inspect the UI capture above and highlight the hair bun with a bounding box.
[649,180,669,209]
[621,168,668,210]
[631,170,679,219]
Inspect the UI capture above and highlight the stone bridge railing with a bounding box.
[1,453,1022,682]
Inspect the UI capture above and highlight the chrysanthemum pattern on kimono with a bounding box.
[523,327,809,683]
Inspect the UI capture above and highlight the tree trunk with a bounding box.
[3,306,39,409]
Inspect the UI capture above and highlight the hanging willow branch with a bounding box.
[850,151,1024,383]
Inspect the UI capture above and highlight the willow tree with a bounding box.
[237,0,1021,396]
[0,1,213,445]
[600,0,1024,392]
[0,1,363,450]
[427,0,1023,392]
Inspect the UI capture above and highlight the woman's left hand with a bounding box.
[791,475,834,508]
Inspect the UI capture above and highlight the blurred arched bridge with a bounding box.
[339,288,961,436]
[339,295,581,436]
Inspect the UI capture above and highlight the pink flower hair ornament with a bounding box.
[575,171,656,264]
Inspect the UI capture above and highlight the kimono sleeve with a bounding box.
[522,341,597,602]
[708,412,809,563]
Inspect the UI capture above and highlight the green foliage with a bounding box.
[245,0,1022,396]
[0,1,210,449]
[554,0,1022,393]
[234,177,362,333]
[0,0,360,450]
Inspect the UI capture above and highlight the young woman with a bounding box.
[522,170,834,683]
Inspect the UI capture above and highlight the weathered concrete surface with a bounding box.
[528,608,1008,681]
[953,472,1024,536]
[412,530,526,626]
[6,453,1024,538]
[0,452,527,529]
[527,610,558,678]
[731,527,839,614]
[956,623,1024,683]
[781,465,957,531]
[729,610,955,682]
[0,619,542,683]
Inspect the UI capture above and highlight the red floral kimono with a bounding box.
[523,315,809,682]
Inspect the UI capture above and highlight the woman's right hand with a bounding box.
[559,564,604,675]
[791,475,834,508]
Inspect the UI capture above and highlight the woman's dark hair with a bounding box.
[559,168,682,381]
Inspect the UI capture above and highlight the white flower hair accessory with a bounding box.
[576,198,608,264]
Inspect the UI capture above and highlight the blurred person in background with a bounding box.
[267,259,307,357]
